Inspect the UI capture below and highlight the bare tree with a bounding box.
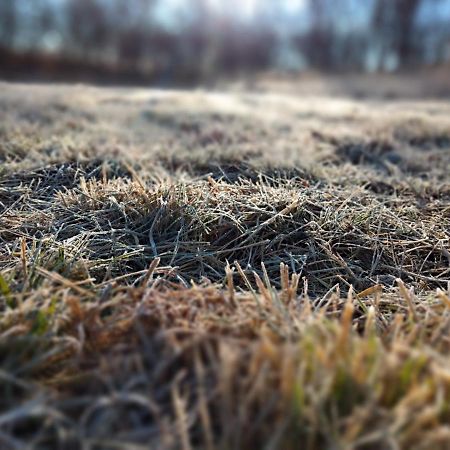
[27,0,58,52]
[0,0,17,48]
[66,0,110,60]
[299,0,337,70]
[372,0,423,68]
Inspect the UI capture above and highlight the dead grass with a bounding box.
[0,82,449,449]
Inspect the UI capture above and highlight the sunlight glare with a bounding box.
[205,0,260,18]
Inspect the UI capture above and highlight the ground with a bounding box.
[0,81,449,449]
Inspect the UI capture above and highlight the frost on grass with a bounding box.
[0,84,449,449]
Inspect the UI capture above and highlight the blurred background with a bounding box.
[0,0,450,91]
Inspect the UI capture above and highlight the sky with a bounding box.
[154,0,308,27]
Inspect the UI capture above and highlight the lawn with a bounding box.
[0,81,449,449]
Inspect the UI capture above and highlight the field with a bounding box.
[0,81,450,449]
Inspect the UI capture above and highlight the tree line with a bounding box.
[0,0,449,82]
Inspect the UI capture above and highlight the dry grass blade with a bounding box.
[140,257,161,287]
[396,278,418,321]
[172,384,192,450]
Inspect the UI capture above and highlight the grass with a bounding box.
[0,81,449,449]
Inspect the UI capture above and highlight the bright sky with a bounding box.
[207,0,260,17]
[157,0,307,24]
[207,0,307,16]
